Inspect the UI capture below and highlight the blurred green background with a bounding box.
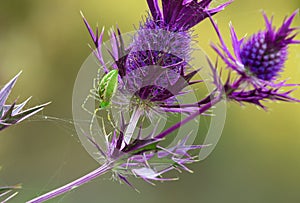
[0,0,300,202]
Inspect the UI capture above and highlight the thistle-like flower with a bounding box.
[77,1,234,184]
[211,10,300,107]
[83,0,232,115]
[127,0,232,105]
[0,72,49,131]
[76,1,243,190]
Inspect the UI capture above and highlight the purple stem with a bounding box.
[230,76,245,90]
[155,94,223,139]
[155,77,245,139]
[27,162,113,203]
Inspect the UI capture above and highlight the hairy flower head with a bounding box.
[210,10,300,108]
[240,11,299,81]
[123,0,232,104]
[211,10,299,84]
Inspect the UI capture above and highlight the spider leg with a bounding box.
[92,67,104,90]
[88,107,116,136]
[93,73,100,90]
[89,89,100,97]
[89,108,101,137]
[82,95,95,115]
[107,108,117,129]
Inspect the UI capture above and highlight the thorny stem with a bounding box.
[159,92,214,108]
[160,77,245,109]
[27,162,113,203]
[155,94,223,139]
[225,76,245,95]
[156,77,245,139]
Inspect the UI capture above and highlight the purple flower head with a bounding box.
[211,10,300,83]
[240,11,299,81]
[0,72,49,131]
[125,0,232,104]
[210,10,300,108]
[124,0,232,105]
[82,15,204,116]
[146,0,233,31]
[123,29,195,106]
[81,0,233,113]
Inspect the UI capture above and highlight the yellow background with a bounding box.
[0,0,299,202]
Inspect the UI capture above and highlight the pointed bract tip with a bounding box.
[291,9,299,17]
[79,10,85,19]
[11,71,22,83]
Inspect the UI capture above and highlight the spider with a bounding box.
[82,69,119,135]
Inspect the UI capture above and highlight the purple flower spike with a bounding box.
[240,10,299,81]
[210,10,300,108]
[146,0,233,31]
[211,10,300,83]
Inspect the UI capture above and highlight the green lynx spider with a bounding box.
[82,69,119,135]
